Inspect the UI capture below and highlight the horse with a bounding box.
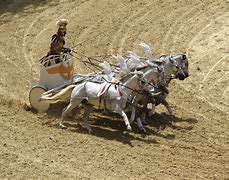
[59,70,147,133]
[148,53,189,116]
[133,53,189,118]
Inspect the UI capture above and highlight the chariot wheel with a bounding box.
[29,86,50,113]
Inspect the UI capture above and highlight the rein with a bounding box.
[101,77,144,95]
[71,50,118,68]
[83,59,102,71]
[88,57,119,68]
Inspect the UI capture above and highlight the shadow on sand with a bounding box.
[32,104,198,146]
[0,0,49,14]
[146,112,198,131]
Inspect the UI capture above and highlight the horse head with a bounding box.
[162,53,189,81]
[171,54,189,80]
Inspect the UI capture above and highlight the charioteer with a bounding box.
[41,19,71,66]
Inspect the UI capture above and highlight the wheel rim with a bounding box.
[29,86,50,113]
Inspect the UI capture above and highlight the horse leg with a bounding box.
[139,105,150,133]
[81,104,93,133]
[130,105,136,123]
[67,110,74,118]
[120,110,132,131]
[116,108,132,131]
[162,99,175,116]
[136,117,146,133]
[60,98,81,128]
[148,103,156,116]
[111,101,132,131]
[140,109,148,125]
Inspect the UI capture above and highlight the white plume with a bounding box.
[128,51,145,68]
[99,61,112,75]
[56,19,68,27]
[139,42,156,61]
[112,54,129,75]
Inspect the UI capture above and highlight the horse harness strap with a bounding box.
[99,84,112,110]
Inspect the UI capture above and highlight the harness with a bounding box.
[95,77,146,111]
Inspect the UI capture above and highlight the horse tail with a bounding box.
[41,85,76,104]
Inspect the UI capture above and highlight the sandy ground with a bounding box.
[0,0,228,179]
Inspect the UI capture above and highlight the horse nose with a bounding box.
[182,54,186,60]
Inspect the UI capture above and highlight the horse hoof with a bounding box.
[87,128,93,134]
[82,124,93,133]
[59,124,67,129]
[127,126,132,131]
[140,128,147,134]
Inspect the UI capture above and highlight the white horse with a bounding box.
[59,70,147,132]
[132,43,189,117]
[128,63,166,131]
[148,53,189,116]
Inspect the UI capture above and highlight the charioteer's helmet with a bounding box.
[56,19,68,36]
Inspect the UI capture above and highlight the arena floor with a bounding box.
[0,0,228,179]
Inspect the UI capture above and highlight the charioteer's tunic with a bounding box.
[47,34,65,56]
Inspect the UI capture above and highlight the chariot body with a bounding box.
[29,53,74,112]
